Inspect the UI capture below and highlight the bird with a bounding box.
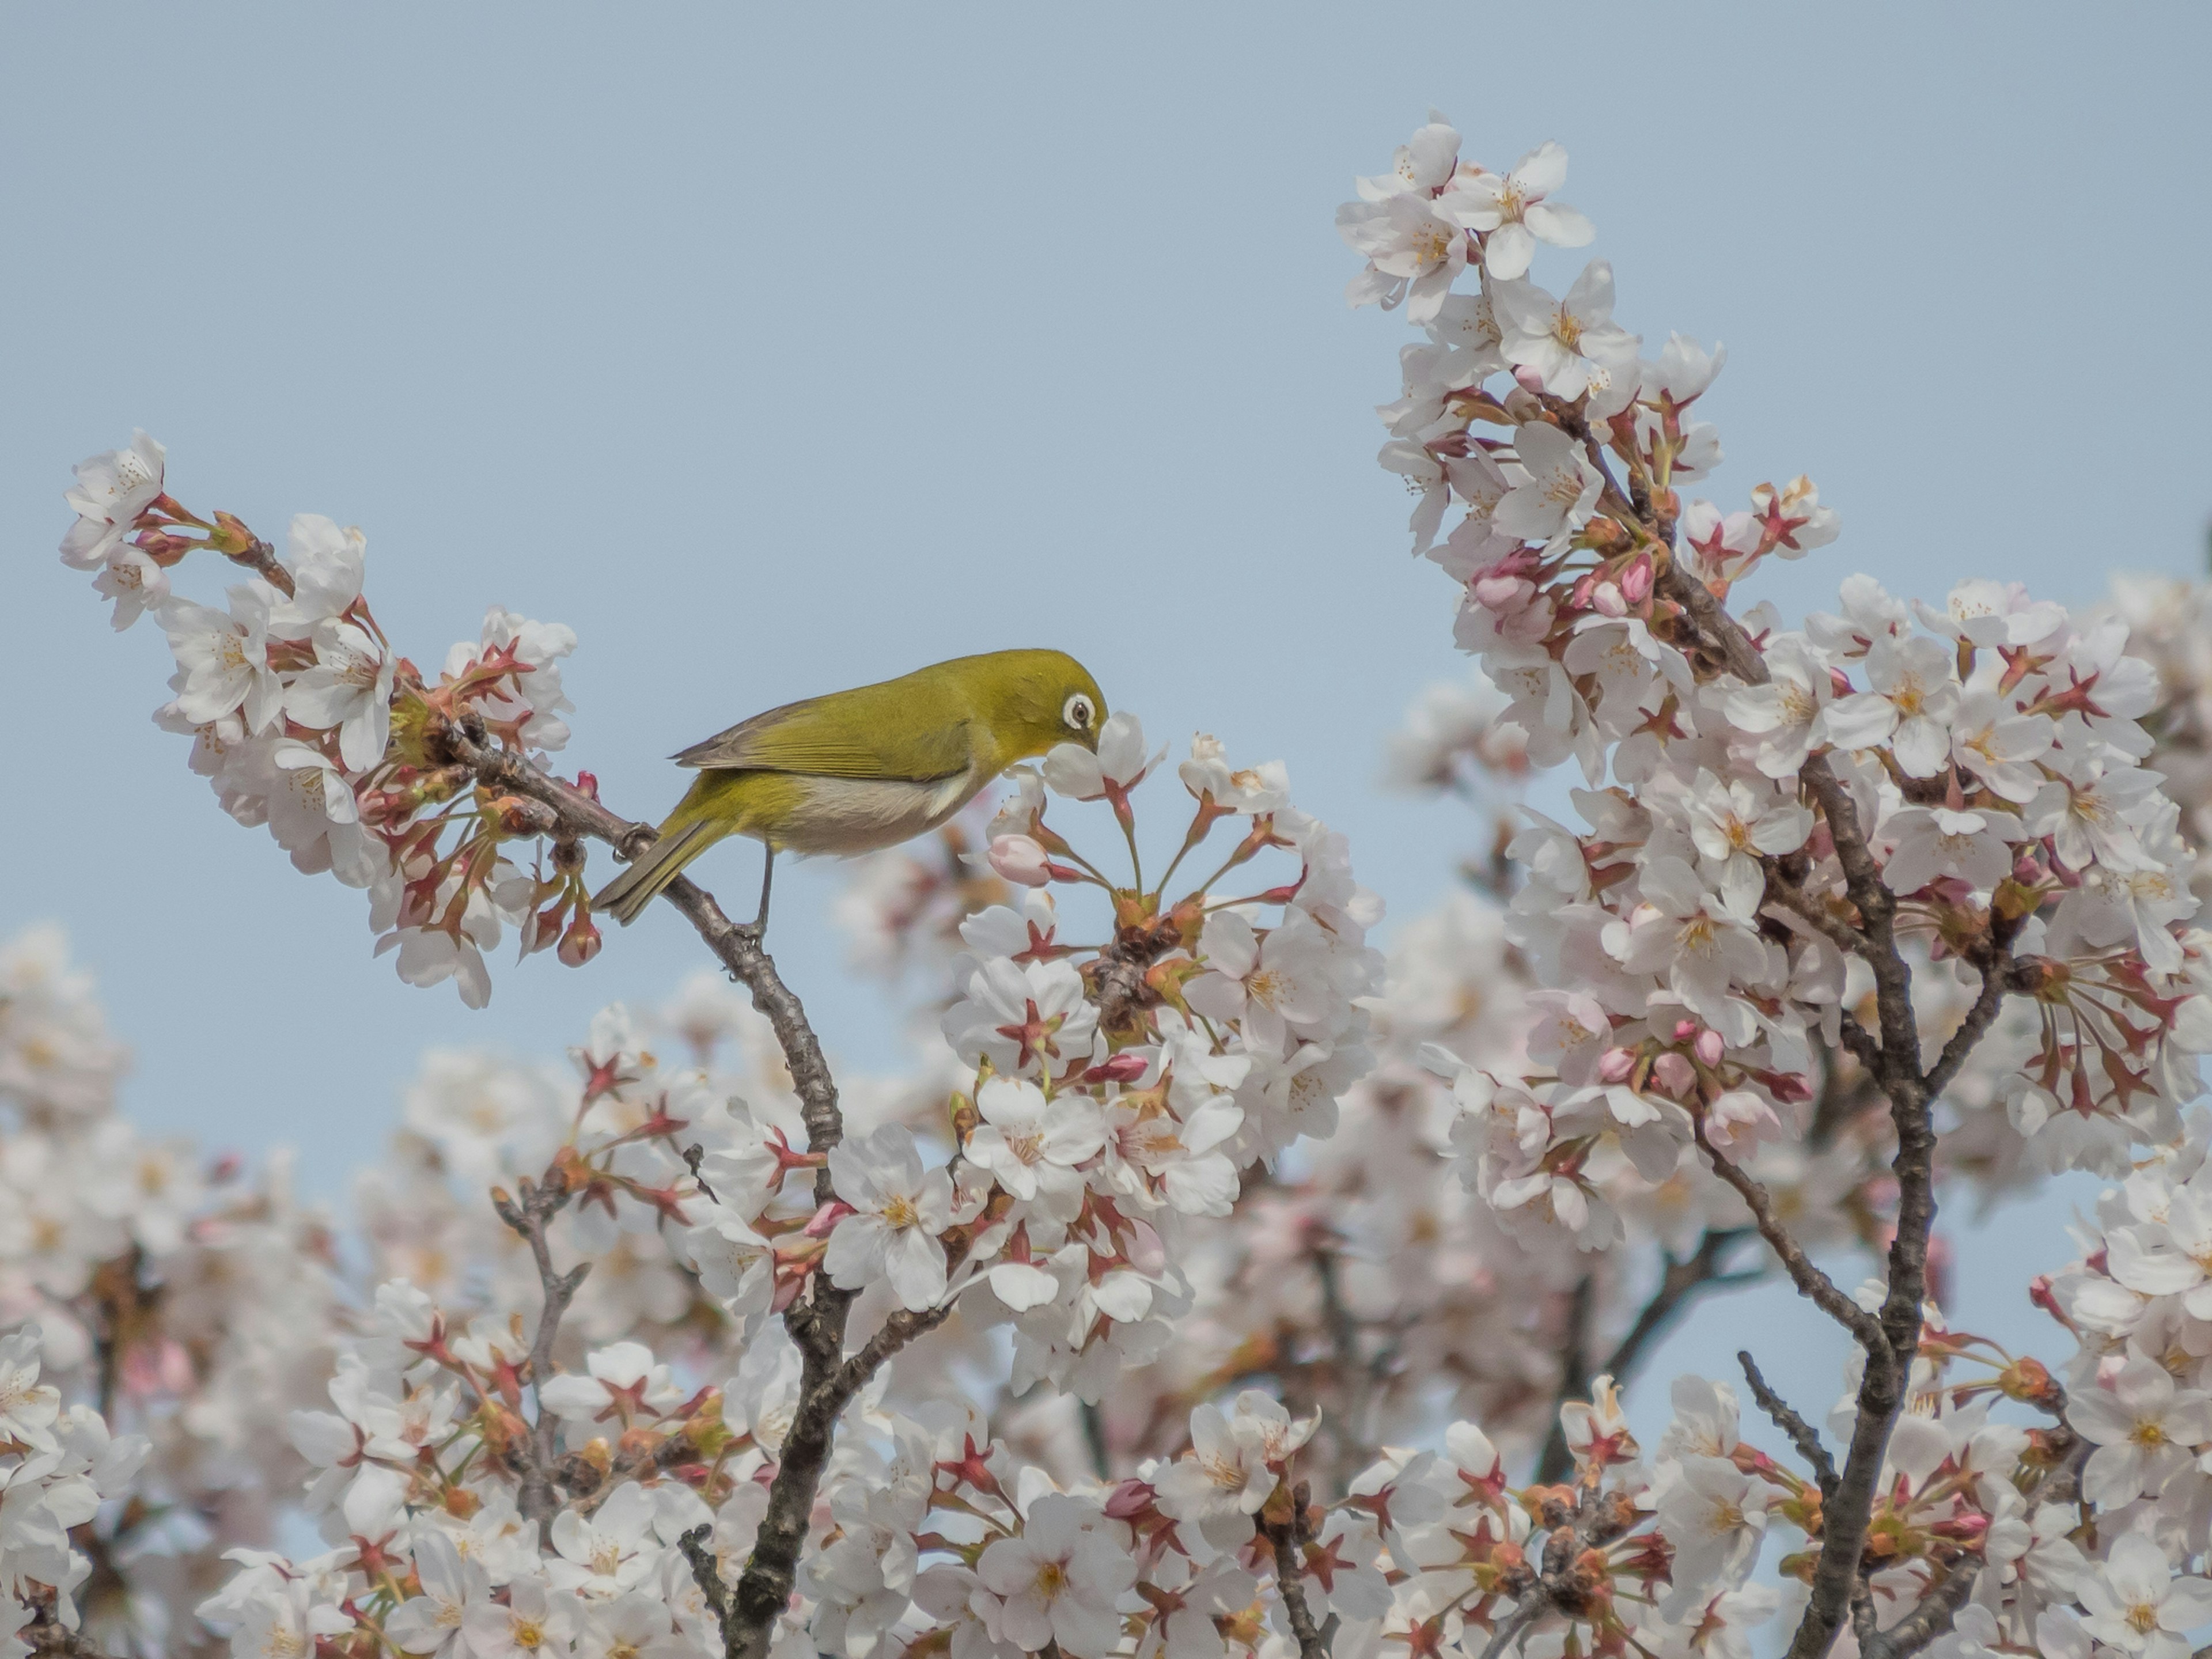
[592,648,1107,933]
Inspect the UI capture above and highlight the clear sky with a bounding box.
[5,3,2209,1428]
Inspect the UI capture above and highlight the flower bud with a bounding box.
[1694,1028,1725,1067]
[1595,1046,1637,1084]
[988,834,1054,887]
[557,914,602,967]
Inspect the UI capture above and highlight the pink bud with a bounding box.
[1596,1046,1638,1084]
[575,771,600,801]
[1828,668,1854,698]
[1103,1479,1156,1519]
[1620,554,1653,603]
[1590,581,1627,618]
[1473,574,1532,611]
[1673,1020,1699,1042]
[1694,1028,1725,1067]
[1652,1052,1695,1096]
[1083,1054,1150,1085]
[988,834,1053,887]
[1512,365,1547,395]
[803,1200,856,1239]
[557,914,602,967]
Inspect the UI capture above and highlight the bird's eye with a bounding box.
[1062,694,1095,731]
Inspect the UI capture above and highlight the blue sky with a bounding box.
[6,3,2210,1427]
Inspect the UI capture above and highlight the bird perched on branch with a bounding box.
[592,648,1107,933]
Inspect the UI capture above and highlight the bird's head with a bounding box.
[965,649,1108,766]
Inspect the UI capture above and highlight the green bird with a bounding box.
[592,648,1107,931]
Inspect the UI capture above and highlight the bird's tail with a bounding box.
[593,815,727,926]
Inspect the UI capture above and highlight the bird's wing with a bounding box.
[672,694,975,782]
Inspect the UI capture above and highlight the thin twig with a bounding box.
[1262,1511,1330,1659]
[1737,1350,1838,1498]
[490,1173,589,1525]
[678,1522,733,1643]
[1694,1127,1889,1358]
[1533,1273,1596,1484]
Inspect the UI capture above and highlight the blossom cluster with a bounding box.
[0,1328,148,1659]
[1337,111,2212,1659]
[34,117,2212,1659]
[685,715,1380,1388]
[59,436,582,1005]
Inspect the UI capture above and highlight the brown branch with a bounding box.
[1694,1127,1888,1358]
[1260,1495,1331,1659]
[678,1522,733,1644]
[1862,1559,1978,1659]
[433,718,951,1659]
[1920,922,2025,1100]
[440,719,844,1196]
[1532,1274,1596,1484]
[1311,1243,1376,1486]
[490,1172,589,1525]
[22,1587,124,1659]
[1737,1350,1837,1498]
[1650,556,1959,1659]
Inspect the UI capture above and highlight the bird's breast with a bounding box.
[753,769,983,856]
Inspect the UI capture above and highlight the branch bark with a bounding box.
[1262,1510,1331,1659]
[435,717,937,1659]
[1649,554,1960,1659]
[490,1173,589,1525]
[1737,1350,1837,1498]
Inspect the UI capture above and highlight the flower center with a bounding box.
[1410,221,1455,264]
[1247,967,1286,1011]
[1200,1451,1245,1490]
[2127,1601,2161,1635]
[881,1194,920,1230]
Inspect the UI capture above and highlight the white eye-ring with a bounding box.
[1063,693,1096,731]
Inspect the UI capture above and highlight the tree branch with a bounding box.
[1737,1350,1837,1498]
[1694,1127,1888,1359]
[1650,556,1961,1659]
[1862,1559,1978,1659]
[1261,1508,1331,1659]
[433,718,946,1659]
[490,1172,589,1526]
